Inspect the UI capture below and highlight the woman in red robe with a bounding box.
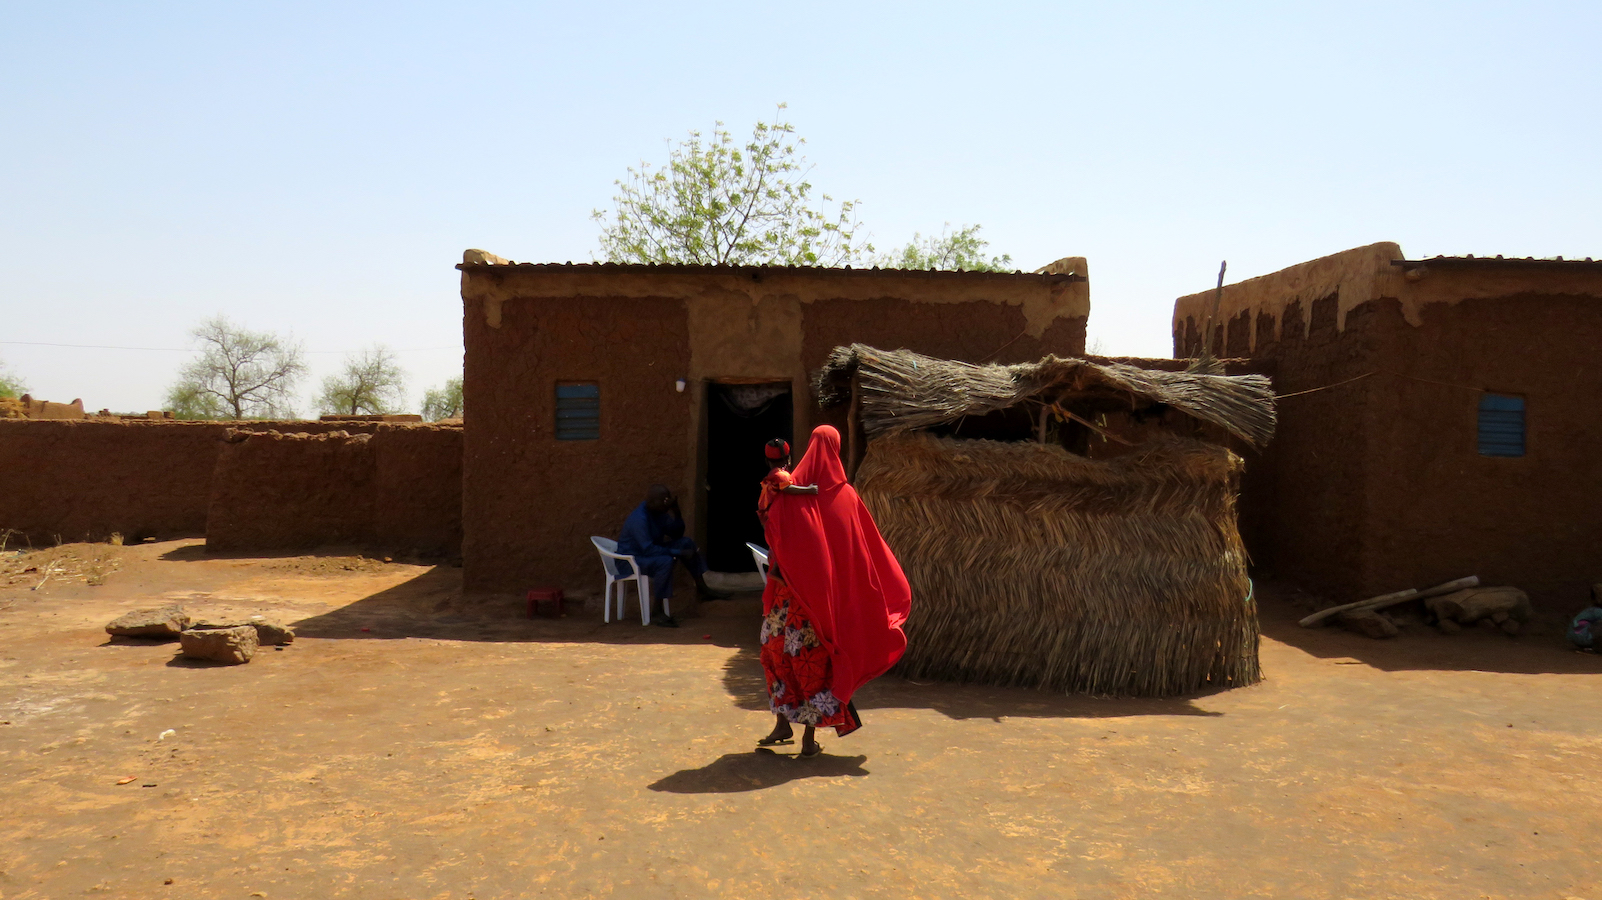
[755,426,912,758]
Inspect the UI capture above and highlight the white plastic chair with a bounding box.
[746,542,770,582]
[590,536,666,625]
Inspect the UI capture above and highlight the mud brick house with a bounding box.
[457,254,1090,596]
[1173,242,1602,609]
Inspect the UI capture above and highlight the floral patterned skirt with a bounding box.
[760,573,861,736]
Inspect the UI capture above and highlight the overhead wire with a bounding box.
[1274,370,1488,399]
[0,340,457,354]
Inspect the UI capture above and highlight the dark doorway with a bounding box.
[705,381,793,572]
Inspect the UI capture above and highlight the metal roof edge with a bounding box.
[454,261,1086,282]
[1392,255,1600,269]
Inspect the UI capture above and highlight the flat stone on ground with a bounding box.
[1427,587,1532,626]
[1337,608,1399,639]
[179,624,258,663]
[104,605,190,639]
[247,617,295,645]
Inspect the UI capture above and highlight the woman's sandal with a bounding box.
[756,736,795,747]
[798,742,823,759]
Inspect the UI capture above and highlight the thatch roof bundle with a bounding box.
[858,433,1260,697]
[816,343,1276,447]
[810,343,1272,696]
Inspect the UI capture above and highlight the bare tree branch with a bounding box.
[316,345,408,417]
[164,316,307,419]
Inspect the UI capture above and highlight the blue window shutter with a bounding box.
[1477,393,1524,458]
[555,383,600,441]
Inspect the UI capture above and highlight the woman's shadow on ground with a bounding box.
[648,750,869,793]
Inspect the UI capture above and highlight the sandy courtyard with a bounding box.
[2,540,1598,899]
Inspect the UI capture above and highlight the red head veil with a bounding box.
[764,425,911,705]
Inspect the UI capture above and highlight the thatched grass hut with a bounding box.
[815,344,1276,697]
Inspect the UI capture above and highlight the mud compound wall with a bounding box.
[207,425,463,555]
[207,430,377,552]
[0,419,230,545]
[458,262,1090,596]
[374,425,463,556]
[0,419,463,555]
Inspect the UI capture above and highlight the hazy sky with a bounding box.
[2,1,1597,413]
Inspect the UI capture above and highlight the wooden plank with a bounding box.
[1413,575,1482,602]
[1299,589,1419,628]
[1297,576,1481,628]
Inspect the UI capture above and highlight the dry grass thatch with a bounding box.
[816,344,1277,447]
[858,433,1260,697]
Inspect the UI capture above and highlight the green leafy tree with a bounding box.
[878,223,1013,272]
[165,316,307,419]
[317,346,408,416]
[0,357,25,399]
[593,106,869,266]
[421,377,463,421]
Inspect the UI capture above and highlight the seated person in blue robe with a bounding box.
[1571,608,1602,651]
[1569,586,1602,651]
[616,484,726,627]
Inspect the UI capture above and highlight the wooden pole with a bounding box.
[1052,403,1134,446]
[1209,260,1227,351]
[847,374,865,482]
[1187,261,1227,370]
[1298,575,1480,627]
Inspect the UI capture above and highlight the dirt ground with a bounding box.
[2,540,1599,900]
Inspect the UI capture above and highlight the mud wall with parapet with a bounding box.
[461,291,692,594]
[458,262,1089,595]
[1174,241,1602,353]
[15,396,87,419]
[0,419,229,544]
[1360,289,1602,610]
[207,424,463,555]
[1174,243,1405,357]
[1176,264,1602,610]
[1179,294,1380,601]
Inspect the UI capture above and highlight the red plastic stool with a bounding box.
[527,588,566,618]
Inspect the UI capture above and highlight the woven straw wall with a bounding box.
[858,433,1260,697]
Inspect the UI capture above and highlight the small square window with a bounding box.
[1477,393,1524,457]
[555,382,599,441]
